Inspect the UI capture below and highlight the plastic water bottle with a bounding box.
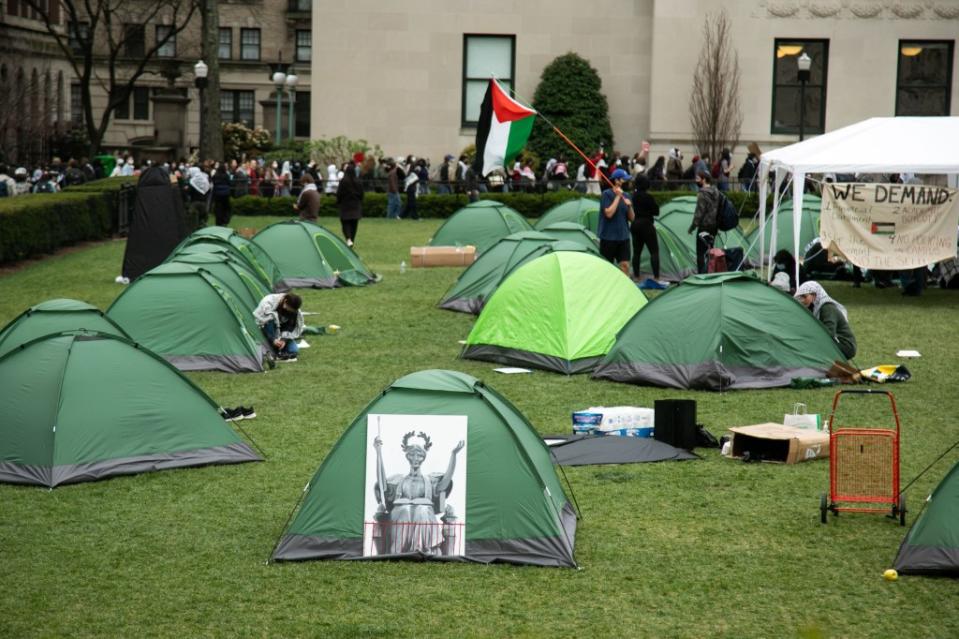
[400,260,407,274]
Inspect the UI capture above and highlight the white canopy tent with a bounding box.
[757,117,959,282]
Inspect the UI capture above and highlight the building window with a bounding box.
[221,90,255,128]
[771,39,829,135]
[295,90,310,137]
[156,25,176,58]
[115,91,130,120]
[69,22,89,53]
[240,28,260,61]
[296,30,311,63]
[462,34,515,127]
[114,86,151,121]
[896,40,954,116]
[218,27,232,60]
[124,24,146,58]
[70,82,82,123]
[288,0,311,11]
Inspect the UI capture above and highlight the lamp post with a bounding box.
[797,52,811,141]
[194,60,209,157]
[272,69,287,145]
[286,71,298,141]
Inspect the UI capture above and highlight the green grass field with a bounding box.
[1,216,957,638]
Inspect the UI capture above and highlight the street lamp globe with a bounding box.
[194,60,208,79]
[272,71,287,87]
[286,73,299,89]
[797,52,812,73]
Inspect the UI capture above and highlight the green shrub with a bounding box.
[0,192,113,264]
[230,189,760,220]
[63,176,139,193]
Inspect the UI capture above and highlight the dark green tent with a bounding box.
[0,331,260,487]
[636,222,698,282]
[438,231,591,314]
[658,195,753,264]
[169,226,281,290]
[271,369,576,567]
[894,460,959,575]
[746,195,821,263]
[0,299,130,359]
[429,202,532,253]
[108,262,272,373]
[592,272,847,390]
[254,220,379,289]
[168,252,270,312]
[536,221,600,253]
[463,252,647,374]
[533,198,600,233]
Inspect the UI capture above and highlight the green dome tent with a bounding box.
[169,226,281,290]
[894,460,959,575]
[168,252,270,312]
[429,202,532,253]
[592,272,847,390]
[533,198,600,233]
[271,369,576,567]
[536,221,600,253]
[108,263,272,373]
[658,195,753,266]
[0,299,130,359]
[254,220,379,289]
[438,231,591,314]
[463,252,647,374]
[0,331,261,487]
[746,195,821,262]
[636,222,698,282]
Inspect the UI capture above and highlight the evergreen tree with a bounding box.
[528,53,614,166]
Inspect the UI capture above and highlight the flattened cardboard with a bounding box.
[410,245,477,267]
[729,422,830,464]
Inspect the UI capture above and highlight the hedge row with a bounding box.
[232,190,761,219]
[0,192,114,264]
[63,176,139,193]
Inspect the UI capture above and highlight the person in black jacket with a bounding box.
[211,163,233,226]
[336,161,364,247]
[630,175,662,282]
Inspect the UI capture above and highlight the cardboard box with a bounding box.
[410,245,476,267]
[729,423,830,464]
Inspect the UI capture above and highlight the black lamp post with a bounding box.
[797,52,811,141]
[194,60,209,157]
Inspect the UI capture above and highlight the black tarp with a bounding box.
[122,167,188,280]
[544,435,700,466]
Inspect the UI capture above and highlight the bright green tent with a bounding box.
[0,331,260,487]
[463,252,647,374]
[894,460,959,575]
[0,299,130,359]
[168,252,270,312]
[658,195,753,264]
[438,231,591,314]
[746,195,821,261]
[429,202,532,253]
[592,272,847,390]
[169,226,281,290]
[254,220,379,289]
[533,198,600,233]
[108,262,272,373]
[271,369,576,567]
[536,221,600,253]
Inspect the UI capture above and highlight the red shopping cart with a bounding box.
[820,389,906,525]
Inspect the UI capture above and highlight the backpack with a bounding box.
[707,248,727,274]
[716,193,738,231]
[710,161,721,179]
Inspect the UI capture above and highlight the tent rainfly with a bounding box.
[533,198,601,233]
[0,299,130,359]
[169,226,282,290]
[757,117,959,283]
[535,221,601,253]
[429,202,532,253]
[0,331,261,487]
[893,460,959,576]
[168,252,271,312]
[271,369,577,567]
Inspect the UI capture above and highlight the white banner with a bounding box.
[820,183,959,270]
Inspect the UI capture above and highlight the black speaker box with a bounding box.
[654,399,698,450]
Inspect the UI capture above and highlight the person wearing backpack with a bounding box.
[689,171,720,273]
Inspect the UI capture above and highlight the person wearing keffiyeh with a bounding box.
[794,281,857,359]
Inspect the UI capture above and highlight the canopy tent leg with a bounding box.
[792,171,805,287]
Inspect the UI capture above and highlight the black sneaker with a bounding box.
[277,353,298,362]
[222,407,244,422]
[240,406,256,419]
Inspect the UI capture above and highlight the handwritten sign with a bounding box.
[820,183,959,270]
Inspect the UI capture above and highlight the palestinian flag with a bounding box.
[473,79,536,176]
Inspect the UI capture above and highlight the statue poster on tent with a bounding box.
[820,183,959,270]
[363,414,468,558]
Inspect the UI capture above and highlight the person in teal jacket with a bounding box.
[795,281,857,360]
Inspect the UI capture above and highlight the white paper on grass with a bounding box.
[363,414,468,558]
[896,350,921,358]
[493,367,532,374]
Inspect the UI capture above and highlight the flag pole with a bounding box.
[504,84,614,189]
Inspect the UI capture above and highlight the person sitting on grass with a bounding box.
[794,281,857,360]
[253,293,304,361]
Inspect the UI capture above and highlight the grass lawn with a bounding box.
[1,215,957,638]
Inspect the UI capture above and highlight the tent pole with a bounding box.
[757,163,768,272]
[769,169,785,279]
[792,171,805,286]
